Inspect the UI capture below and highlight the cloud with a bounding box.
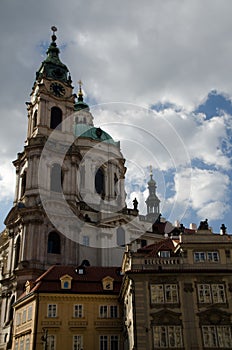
[0,0,232,231]
[170,168,230,221]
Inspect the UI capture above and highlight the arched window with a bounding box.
[117,227,125,247]
[48,232,61,254]
[50,107,62,130]
[33,110,37,129]
[9,295,15,322]
[95,168,105,196]
[21,171,27,197]
[50,164,63,192]
[14,236,21,269]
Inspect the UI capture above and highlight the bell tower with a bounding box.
[145,167,160,222]
[0,26,136,350]
[3,27,80,292]
[27,26,75,140]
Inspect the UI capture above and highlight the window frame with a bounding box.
[150,284,179,304]
[194,251,219,262]
[47,334,56,350]
[197,283,226,304]
[28,305,32,321]
[73,335,83,350]
[73,304,83,318]
[99,305,119,318]
[82,235,90,246]
[47,304,57,318]
[99,335,119,350]
[153,325,183,348]
[202,325,232,348]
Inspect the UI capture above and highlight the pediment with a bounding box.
[151,309,182,325]
[198,308,231,325]
[4,205,21,226]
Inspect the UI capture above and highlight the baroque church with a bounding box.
[0,28,163,348]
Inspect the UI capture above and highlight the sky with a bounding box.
[0,0,232,233]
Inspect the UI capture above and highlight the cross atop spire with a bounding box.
[78,80,84,102]
[51,26,57,42]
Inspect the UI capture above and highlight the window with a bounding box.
[150,284,179,304]
[110,335,119,350]
[50,163,63,193]
[28,305,32,321]
[14,236,21,269]
[95,168,105,196]
[50,107,62,130]
[100,335,108,350]
[194,251,219,262]
[63,281,69,288]
[47,304,57,318]
[21,171,27,197]
[15,341,18,350]
[100,305,108,318]
[16,312,21,326]
[153,325,183,348]
[73,335,83,350]
[22,309,27,323]
[82,235,89,246]
[48,232,61,254]
[102,277,114,291]
[99,305,118,318]
[159,250,171,258]
[100,335,119,350]
[202,325,232,348]
[73,304,83,318]
[19,339,24,350]
[197,284,226,304]
[110,306,118,318]
[116,227,125,247]
[33,110,37,129]
[25,338,30,350]
[47,335,56,350]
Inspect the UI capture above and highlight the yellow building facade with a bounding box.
[12,265,123,350]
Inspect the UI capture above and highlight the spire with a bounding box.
[145,167,160,223]
[35,26,71,84]
[74,80,89,111]
[77,80,84,102]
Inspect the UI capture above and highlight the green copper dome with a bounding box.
[74,124,118,146]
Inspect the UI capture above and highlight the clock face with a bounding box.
[50,82,65,97]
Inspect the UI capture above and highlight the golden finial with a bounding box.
[150,165,153,176]
[77,80,84,102]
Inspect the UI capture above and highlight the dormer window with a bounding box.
[159,250,171,258]
[102,276,114,291]
[75,267,85,275]
[60,274,73,289]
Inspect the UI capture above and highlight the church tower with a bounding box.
[0,27,143,348]
[145,168,160,222]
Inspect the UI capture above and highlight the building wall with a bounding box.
[12,293,123,350]
[121,231,232,350]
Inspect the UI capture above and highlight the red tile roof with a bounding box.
[24,265,122,296]
[137,238,176,257]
